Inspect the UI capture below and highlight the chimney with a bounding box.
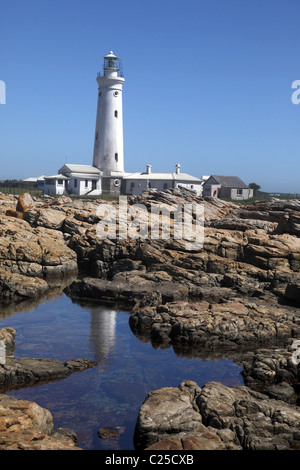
[146,164,152,174]
[175,163,181,174]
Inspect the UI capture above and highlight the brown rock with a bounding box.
[0,395,81,450]
[146,432,226,450]
[97,426,125,438]
[135,380,300,451]
[16,193,35,213]
[5,209,23,219]
[0,214,78,280]
[129,297,300,350]
[0,268,49,302]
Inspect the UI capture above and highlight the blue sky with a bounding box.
[0,0,299,192]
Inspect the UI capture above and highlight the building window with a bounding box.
[163,183,168,190]
[45,179,54,185]
[130,182,135,189]
[85,180,89,188]
[115,153,118,162]
[57,179,63,185]
[147,181,152,189]
[74,179,77,188]
[237,189,243,195]
[191,185,194,189]
[114,110,118,118]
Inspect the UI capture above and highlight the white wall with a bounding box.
[44,179,66,195]
[44,178,102,196]
[93,75,125,174]
[175,182,203,196]
[230,188,254,200]
[202,183,221,197]
[125,179,203,196]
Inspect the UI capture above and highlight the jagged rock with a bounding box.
[5,209,23,219]
[241,340,300,391]
[0,214,78,285]
[35,209,67,230]
[0,328,16,355]
[0,356,97,391]
[51,427,79,445]
[0,269,49,302]
[0,190,299,451]
[129,298,300,350]
[134,380,300,451]
[265,382,297,404]
[0,394,81,450]
[16,193,35,213]
[64,275,189,310]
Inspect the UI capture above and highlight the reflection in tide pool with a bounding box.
[90,307,117,369]
[0,294,244,450]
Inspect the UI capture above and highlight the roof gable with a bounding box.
[59,164,101,175]
[207,175,248,188]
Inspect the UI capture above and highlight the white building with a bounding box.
[43,174,69,196]
[123,164,203,196]
[202,175,253,200]
[44,165,102,196]
[40,51,203,197]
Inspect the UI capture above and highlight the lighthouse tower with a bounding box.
[93,51,125,193]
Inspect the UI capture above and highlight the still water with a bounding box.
[0,293,244,450]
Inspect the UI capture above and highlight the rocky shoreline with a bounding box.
[134,380,300,450]
[0,190,299,450]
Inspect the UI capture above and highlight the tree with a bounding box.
[249,182,261,196]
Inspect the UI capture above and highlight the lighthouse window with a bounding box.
[115,153,118,162]
[114,110,118,118]
[95,132,98,140]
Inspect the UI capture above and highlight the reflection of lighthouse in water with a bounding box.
[89,307,117,368]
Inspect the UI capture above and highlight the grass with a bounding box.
[220,194,300,205]
[0,186,120,202]
[0,186,44,197]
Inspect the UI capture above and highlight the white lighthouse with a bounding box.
[41,51,205,197]
[93,51,125,193]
